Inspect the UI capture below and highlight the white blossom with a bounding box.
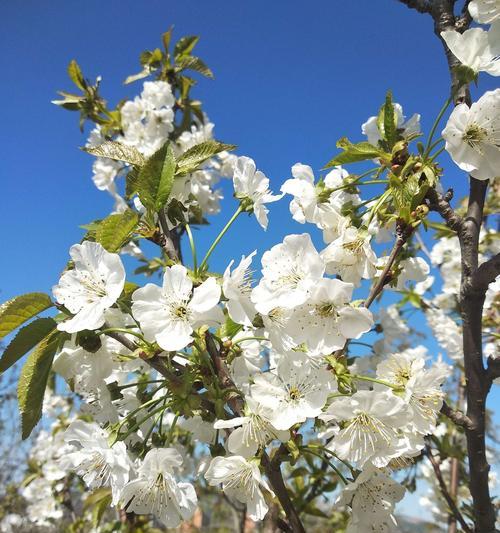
[53,241,125,333]
[223,251,257,326]
[469,0,500,24]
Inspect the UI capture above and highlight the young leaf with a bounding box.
[176,140,236,176]
[0,293,54,339]
[137,141,176,212]
[95,210,140,252]
[383,91,397,149]
[67,59,86,91]
[83,140,146,167]
[18,331,60,439]
[174,36,199,58]
[124,68,151,85]
[176,56,214,78]
[0,317,57,373]
[324,138,385,168]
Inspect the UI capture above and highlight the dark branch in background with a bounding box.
[424,445,473,533]
[395,1,500,530]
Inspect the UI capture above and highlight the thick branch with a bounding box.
[426,188,463,233]
[397,0,431,14]
[440,400,475,431]
[424,445,473,533]
[471,253,500,294]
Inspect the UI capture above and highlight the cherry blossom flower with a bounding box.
[53,241,126,333]
[469,0,500,24]
[250,353,335,430]
[232,156,281,229]
[442,88,500,180]
[205,455,273,520]
[223,251,257,326]
[441,25,500,77]
[132,264,223,351]
[121,448,197,527]
[251,233,325,315]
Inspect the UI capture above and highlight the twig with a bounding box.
[425,188,463,233]
[424,445,473,533]
[158,208,179,262]
[440,400,475,431]
[396,0,431,14]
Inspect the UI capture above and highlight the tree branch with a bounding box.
[440,400,475,431]
[158,208,180,262]
[425,188,463,233]
[471,253,500,294]
[424,445,473,533]
[396,0,431,14]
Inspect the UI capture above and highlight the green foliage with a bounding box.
[0,317,57,373]
[18,331,61,439]
[175,55,214,78]
[83,140,146,167]
[0,293,53,340]
[325,137,387,168]
[377,90,397,150]
[95,210,140,252]
[176,140,237,176]
[137,141,176,213]
[67,59,86,91]
[174,35,199,58]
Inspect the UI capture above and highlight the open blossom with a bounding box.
[214,397,288,457]
[250,353,335,430]
[132,264,222,351]
[441,25,500,77]
[321,390,408,467]
[362,102,420,146]
[60,420,132,505]
[287,278,374,353]
[53,241,125,333]
[395,256,430,290]
[469,0,500,24]
[251,233,325,315]
[321,226,377,285]
[442,89,500,180]
[232,156,281,229]
[205,455,273,520]
[337,466,405,533]
[121,448,197,527]
[223,251,257,326]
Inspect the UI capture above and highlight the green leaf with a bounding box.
[18,331,60,439]
[162,27,173,52]
[324,138,386,168]
[124,67,151,85]
[95,210,140,252]
[174,36,199,58]
[176,56,213,78]
[67,60,86,91]
[137,141,176,212]
[383,91,397,149]
[0,293,54,340]
[176,140,236,176]
[83,140,146,167]
[0,317,57,373]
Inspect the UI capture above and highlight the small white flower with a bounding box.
[205,455,273,521]
[395,257,430,290]
[442,89,500,180]
[321,226,377,285]
[287,278,374,353]
[469,0,500,24]
[362,102,420,146]
[337,466,405,533]
[250,353,335,430]
[214,397,288,457]
[61,420,132,505]
[441,25,500,76]
[251,233,325,315]
[321,390,408,467]
[223,251,257,326]
[233,156,281,229]
[53,241,126,333]
[121,448,197,527]
[132,264,223,351]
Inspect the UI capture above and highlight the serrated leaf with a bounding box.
[383,91,397,149]
[18,331,60,439]
[124,67,151,85]
[176,140,236,176]
[137,141,176,212]
[68,60,86,91]
[95,210,140,253]
[0,293,54,339]
[162,27,173,52]
[174,36,199,58]
[83,140,146,167]
[0,317,57,373]
[324,138,385,168]
[176,56,213,78]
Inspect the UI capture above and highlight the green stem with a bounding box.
[232,336,268,345]
[185,223,198,274]
[301,448,348,484]
[199,205,243,272]
[429,146,446,162]
[424,97,451,158]
[118,379,164,391]
[99,327,146,343]
[351,374,399,390]
[427,137,444,155]
[167,414,179,445]
[366,189,391,227]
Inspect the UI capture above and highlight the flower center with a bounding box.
[316,302,338,318]
[463,123,488,151]
[342,238,365,255]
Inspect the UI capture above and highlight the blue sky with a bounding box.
[1,0,498,522]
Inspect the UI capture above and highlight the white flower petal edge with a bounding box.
[53,241,126,333]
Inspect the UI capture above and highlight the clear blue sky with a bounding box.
[1,0,498,521]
